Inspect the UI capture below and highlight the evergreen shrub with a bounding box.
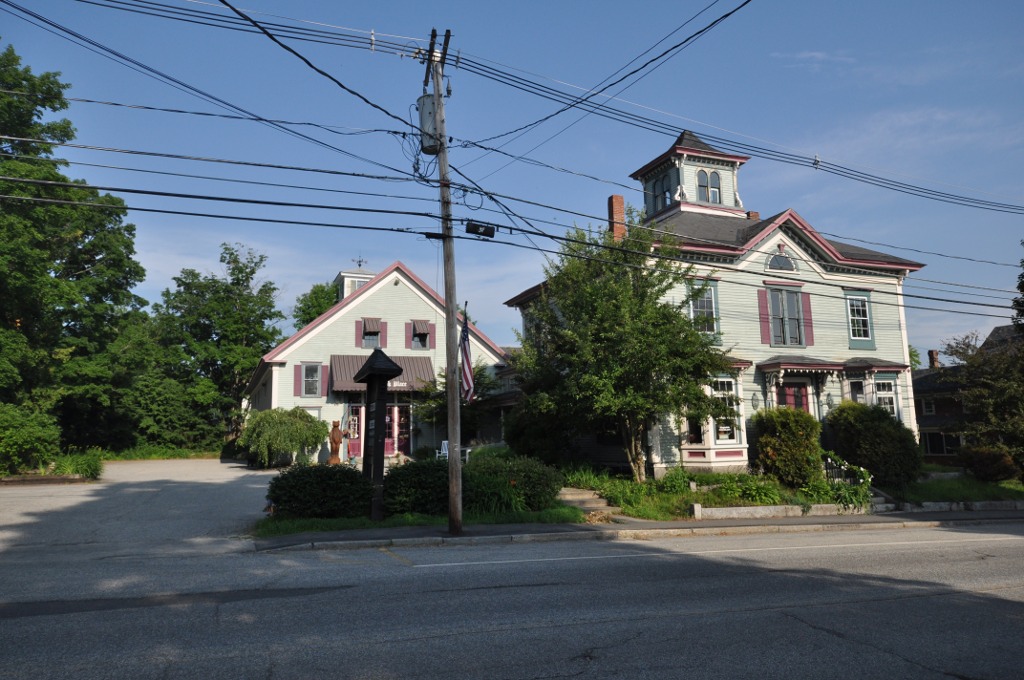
[827,401,922,492]
[383,459,449,516]
[267,464,372,518]
[959,444,1020,482]
[464,456,563,513]
[751,407,824,488]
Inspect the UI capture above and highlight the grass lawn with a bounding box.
[889,477,1024,503]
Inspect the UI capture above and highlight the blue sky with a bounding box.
[5,0,1022,357]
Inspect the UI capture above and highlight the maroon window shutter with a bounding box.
[405,322,413,349]
[757,290,771,344]
[355,320,363,347]
[380,322,388,348]
[320,364,329,397]
[801,293,814,347]
[293,365,302,397]
[429,323,437,349]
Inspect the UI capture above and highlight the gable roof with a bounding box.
[653,208,924,271]
[244,261,507,395]
[262,261,506,364]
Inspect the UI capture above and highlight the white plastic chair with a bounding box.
[436,441,449,460]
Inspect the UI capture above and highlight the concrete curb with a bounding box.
[259,516,1024,552]
[0,474,87,485]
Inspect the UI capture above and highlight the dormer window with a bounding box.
[697,170,721,204]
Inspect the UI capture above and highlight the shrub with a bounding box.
[751,407,824,488]
[238,408,329,468]
[827,401,922,492]
[960,444,1020,482]
[51,453,104,479]
[383,459,449,516]
[657,467,694,494]
[267,464,372,518]
[0,403,60,475]
[739,476,782,504]
[465,456,564,513]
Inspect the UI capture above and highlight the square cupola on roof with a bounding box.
[631,131,750,218]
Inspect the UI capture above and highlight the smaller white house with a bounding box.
[243,261,507,462]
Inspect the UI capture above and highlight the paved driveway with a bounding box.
[0,459,277,559]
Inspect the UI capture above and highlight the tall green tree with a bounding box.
[152,243,284,440]
[511,215,736,482]
[293,281,336,330]
[1,41,147,450]
[942,329,1024,469]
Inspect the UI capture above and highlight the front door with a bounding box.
[777,383,810,413]
[383,404,411,456]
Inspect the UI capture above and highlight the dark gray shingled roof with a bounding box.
[653,209,923,268]
[673,130,723,154]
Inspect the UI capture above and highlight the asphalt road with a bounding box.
[0,461,1022,679]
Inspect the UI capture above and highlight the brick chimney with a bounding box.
[928,349,940,369]
[746,211,760,221]
[608,195,626,241]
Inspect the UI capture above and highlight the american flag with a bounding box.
[459,315,474,402]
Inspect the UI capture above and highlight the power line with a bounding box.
[6,188,1013,320]
[1,175,441,219]
[464,0,727,174]
[7,83,1019,272]
[216,0,417,134]
[4,134,1018,297]
[471,0,755,146]
[1,0,416,179]
[0,150,439,206]
[64,0,1024,215]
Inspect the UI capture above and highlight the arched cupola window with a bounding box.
[697,170,722,204]
[649,174,673,213]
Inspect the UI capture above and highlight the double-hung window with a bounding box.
[758,285,812,348]
[844,290,875,350]
[294,363,325,399]
[302,364,321,397]
[689,281,718,334]
[769,288,803,346]
[712,379,738,444]
[875,379,897,416]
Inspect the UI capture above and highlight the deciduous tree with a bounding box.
[293,281,336,330]
[1,42,146,450]
[152,243,284,440]
[511,215,736,483]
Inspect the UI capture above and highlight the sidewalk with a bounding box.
[255,508,1024,552]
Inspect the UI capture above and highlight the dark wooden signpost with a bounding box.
[354,348,403,521]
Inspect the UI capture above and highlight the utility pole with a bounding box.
[423,29,462,535]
